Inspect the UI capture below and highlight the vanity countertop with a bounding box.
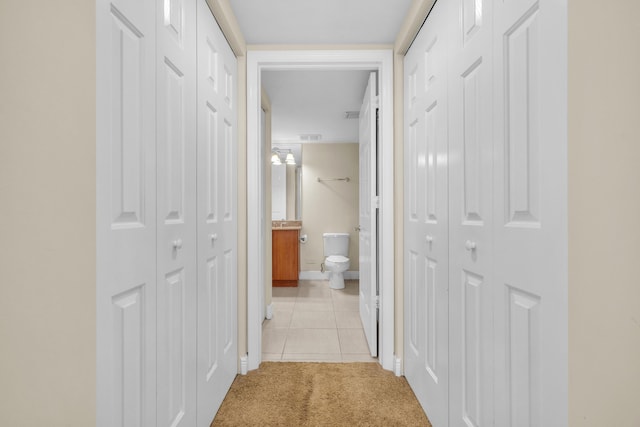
[272,220,302,231]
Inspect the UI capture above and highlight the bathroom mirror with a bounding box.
[271,143,301,220]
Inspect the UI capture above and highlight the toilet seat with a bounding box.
[326,255,349,264]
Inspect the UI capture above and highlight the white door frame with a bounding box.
[247,49,395,371]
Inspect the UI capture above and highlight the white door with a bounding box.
[156,0,197,425]
[358,72,378,357]
[404,1,453,425]
[448,0,495,425]
[492,0,568,425]
[96,0,157,425]
[196,0,238,423]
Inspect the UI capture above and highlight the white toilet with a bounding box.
[323,233,350,290]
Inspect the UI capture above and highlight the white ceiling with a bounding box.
[228,0,413,45]
[231,0,412,150]
[262,70,372,145]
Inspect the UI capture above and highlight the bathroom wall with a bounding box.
[300,143,360,272]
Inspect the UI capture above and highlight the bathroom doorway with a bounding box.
[246,50,395,373]
[262,70,371,362]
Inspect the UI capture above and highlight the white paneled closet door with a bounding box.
[196,0,238,423]
[156,0,197,425]
[403,0,453,425]
[404,0,568,425]
[492,0,567,425]
[96,0,157,425]
[448,0,495,426]
[98,0,239,425]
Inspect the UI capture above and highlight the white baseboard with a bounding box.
[240,354,248,375]
[394,355,402,377]
[266,303,273,320]
[298,270,360,281]
[344,271,360,280]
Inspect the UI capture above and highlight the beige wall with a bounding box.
[235,53,248,365]
[568,0,640,425]
[0,1,96,425]
[300,143,360,272]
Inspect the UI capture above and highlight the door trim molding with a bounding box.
[246,49,395,371]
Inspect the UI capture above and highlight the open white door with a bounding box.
[359,72,378,357]
[196,0,238,423]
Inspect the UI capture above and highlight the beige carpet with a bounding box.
[211,362,431,426]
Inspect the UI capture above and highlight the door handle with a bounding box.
[172,239,183,250]
[210,233,218,242]
[355,226,361,232]
[465,240,477,251]
[425,235,433,243]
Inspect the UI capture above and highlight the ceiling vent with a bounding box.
[299,134,322,142]
[344,111,360,119]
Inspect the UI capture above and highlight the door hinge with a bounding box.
[375,295,380,309]
[373,95,379,109]
[373,196,380,209]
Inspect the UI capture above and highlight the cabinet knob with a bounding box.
[210,233,218,242]
[465,240,477,251]
[172,239,183,250]
[425,235,433,243]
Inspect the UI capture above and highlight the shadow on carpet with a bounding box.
[211,362,432,426]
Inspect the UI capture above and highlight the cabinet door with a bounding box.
[272,230,299,282]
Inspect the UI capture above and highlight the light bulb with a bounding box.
[285,152,296,165]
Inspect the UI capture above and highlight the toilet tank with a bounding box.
[323,233,349,257]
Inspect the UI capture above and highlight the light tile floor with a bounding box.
[262,280,377,363]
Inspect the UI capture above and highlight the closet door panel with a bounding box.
[96,0,157,424]
[403,1,453,425]
[448,0,495,426]
[196,0,238,423]
[156,0,197,425]
[493,0,568,425]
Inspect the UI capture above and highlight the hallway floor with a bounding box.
[262,280,377,362]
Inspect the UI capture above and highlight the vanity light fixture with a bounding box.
[272,147,296,166]
[285,151,296,165]
[271,152,282,165]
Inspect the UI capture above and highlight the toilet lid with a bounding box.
[326,255,349,263]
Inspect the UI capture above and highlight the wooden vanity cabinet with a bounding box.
[272,229,299,287]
